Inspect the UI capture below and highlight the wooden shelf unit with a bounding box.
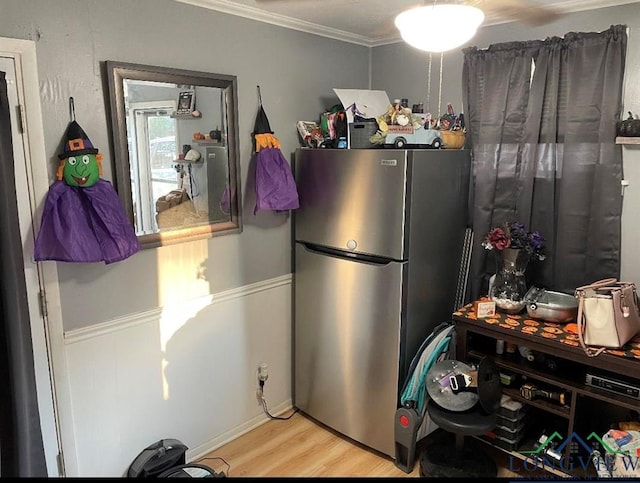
[453,307,640,478]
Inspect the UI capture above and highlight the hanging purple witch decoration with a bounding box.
[34,115,140,264]
[253,86,299,214]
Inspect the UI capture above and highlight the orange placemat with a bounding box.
[454,302,640,360]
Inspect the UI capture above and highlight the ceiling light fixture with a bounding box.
[395,3,485,53]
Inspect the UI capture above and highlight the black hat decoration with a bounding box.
[252,86,274,135]
[58,120,99,160]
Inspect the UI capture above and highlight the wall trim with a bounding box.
[65,274,292,344]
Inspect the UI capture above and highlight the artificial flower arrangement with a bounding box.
[482,221,546,261]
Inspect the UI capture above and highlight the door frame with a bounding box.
[1,37,74,476]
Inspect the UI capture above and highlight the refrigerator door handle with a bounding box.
[298,242,401,266]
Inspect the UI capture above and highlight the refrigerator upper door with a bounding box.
[294,149,408,260]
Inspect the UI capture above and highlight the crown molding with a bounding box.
[175,0,372,46]
[176,0,639,48]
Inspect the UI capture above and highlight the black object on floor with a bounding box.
[419,432,497,477]
[128,438,188,477]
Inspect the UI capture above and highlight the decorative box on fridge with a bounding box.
[348,120,379,149]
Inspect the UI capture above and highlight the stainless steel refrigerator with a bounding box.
[292,147,471,458]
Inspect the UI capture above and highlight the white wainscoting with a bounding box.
[64,275,292,477]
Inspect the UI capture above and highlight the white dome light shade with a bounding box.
[395,4,485,52]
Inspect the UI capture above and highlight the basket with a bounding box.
[440,130,466,149]
[348,120,379,149]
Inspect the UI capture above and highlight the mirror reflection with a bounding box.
[106,61,242,249]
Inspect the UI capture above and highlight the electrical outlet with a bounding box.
[258,362,268,382]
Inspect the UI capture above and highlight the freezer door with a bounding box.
[293,243,403,458]
[294,149,408,260]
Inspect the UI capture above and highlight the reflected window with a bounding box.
[127,101,179,232]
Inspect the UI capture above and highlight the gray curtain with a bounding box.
[0,71,47,476]
[462,25,627,300]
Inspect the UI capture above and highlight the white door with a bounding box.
[1,49,64,476]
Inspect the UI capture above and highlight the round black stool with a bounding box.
[419,405,498,477]
[419,357,502,478]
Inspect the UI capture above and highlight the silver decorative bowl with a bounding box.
[524,287,578,323]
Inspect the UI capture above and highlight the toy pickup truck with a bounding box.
[384,124,443,149]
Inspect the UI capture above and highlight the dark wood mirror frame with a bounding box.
[105,60,242,249]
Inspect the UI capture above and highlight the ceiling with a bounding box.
[177,0,637,47]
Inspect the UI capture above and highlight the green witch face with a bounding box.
[62,153,100,187]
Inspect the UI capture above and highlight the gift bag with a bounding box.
[320,104,347,147]
[575,278,640,356]
[601,429,640,477]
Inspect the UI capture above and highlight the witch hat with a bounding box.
[58,120,99,160]
[253,104,274,135]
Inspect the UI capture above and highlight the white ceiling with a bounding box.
[177,0,638,46]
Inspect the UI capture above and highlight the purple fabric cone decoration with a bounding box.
[34,179,140,264]
[254,148,300,214]
[252,89,299,214]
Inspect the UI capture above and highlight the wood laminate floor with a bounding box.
[195,410,539,478]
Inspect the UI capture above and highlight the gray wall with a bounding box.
[0,0,370,331]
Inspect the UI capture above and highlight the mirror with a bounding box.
[105,61,242,249]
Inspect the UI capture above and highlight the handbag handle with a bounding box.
[576,287,607,357]
[575,278,618,292]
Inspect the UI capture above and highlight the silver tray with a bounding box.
[524,287,578,323]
